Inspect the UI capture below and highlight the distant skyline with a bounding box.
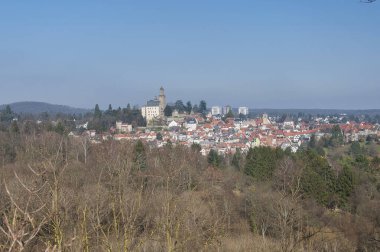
[1,1,379,109]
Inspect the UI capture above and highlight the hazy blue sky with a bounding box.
[1,0,379,109]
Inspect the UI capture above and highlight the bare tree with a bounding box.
[1,173,47,251]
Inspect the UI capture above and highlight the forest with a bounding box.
[0,115,379,251]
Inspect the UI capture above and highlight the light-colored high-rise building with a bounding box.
[223,105,232,115]
[211,106,221,115]
[238,107,249,115]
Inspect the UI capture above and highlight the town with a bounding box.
[2,0,380,250]
[68,87,380,156]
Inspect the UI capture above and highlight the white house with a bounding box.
[116,121,132,133]
[168,120,179,128]
[184,117,197,131]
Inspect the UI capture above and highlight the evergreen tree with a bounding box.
[5,105,12,115]
[336,165,354,208]
[199,100,207,114]
[315,146,325,156]
[224,110,234,119]
[105,104,113,115]
[186,101,192,114]
[244,147,281,180]
[299,150,337,207]
[231,148,242,170]
[55,122,65,135]
[354,154,370,170]
[308,135,316,149]
[301,167,330,205]
[1,105,14,122]
[350,142,362,157]
[330,125,343,147]
[134,140,147,171]
[94,104,102,119]
[192,104,199,113]
[208,149,221,167]
[174,100,185,113]
[164,105,173,117]
[156,132,163,141]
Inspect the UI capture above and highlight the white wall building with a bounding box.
[168,120,179,128]
[116,121,132,133]
[141,105,160,122]
[184,117,198,131]
[141,87,166,123]
[238,107,249,115]
[211,106,221,115]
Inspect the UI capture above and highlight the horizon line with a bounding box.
[1,101,380,111]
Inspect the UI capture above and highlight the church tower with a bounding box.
[158,86,166,117]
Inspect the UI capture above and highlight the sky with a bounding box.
[0,0,379,110]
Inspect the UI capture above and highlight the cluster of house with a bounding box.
[68,88,380,156]
[105,112,380,156]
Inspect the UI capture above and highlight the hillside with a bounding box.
[0,130,379,251]
[0,101,90,115]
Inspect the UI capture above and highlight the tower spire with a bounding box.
[158,86,166,117]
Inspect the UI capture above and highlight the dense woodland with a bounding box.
[0,107,380,251]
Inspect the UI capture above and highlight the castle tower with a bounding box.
[158,86,166,117]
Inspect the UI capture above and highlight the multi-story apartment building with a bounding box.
[238,107,249,115]
[223,105,232,115]
[211,106,221,115]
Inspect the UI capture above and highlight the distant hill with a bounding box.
[0,102,91,115]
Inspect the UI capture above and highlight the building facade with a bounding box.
[141,87,166,122]
[238,107,249,115]
[158,86,166,117]
[223,105,232,115]
[116,121,132,133]
[211,106,221,115]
